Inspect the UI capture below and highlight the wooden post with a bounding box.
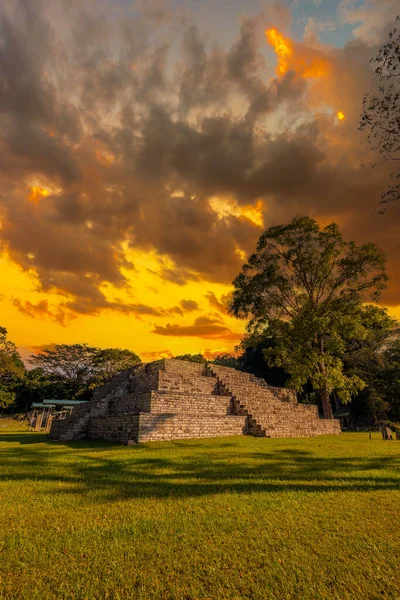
[34,408,45,431]
[45,408,53,432]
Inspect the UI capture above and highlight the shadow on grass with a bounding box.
[0,431,399,502]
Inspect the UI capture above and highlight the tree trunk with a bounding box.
[320,385,333,419]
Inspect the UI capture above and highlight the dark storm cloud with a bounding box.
[178,25,228,116]
[0,3,82,185]
[0,0,399,319]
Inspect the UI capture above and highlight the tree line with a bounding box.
[0,333,141,413]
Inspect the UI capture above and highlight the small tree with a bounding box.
[230,216,387,418]
[359,16,400,209]
[0,327,25,412]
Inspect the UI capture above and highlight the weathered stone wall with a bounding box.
[89,413,247,443]
[163,359,206,377]
[149,392,233,415]
[157,371,219,395]
[137,413,247,442]
[108,393,143,416]
[266,386,298,404]
[129,362,162,396]
[48,392,112,441]
[93,367,137,401]
[89,415,140,442]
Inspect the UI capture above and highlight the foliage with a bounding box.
[28,344,100,399]
[380,339,400,420]
[0,389,16,411]
[230,216,387,417]
[28,344,141,401]
[341,305,398,423]
[93,348,141,384]
[14,367,74,412]
[0,327,25,411]
[174,353,206,363]
[238,333,290,388]
[359,16,400,208]
[210,353,240,369]
[0,327,25,382]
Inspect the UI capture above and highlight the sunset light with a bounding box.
[1,2,400,595]
[29,186,50,204]
[265,27,330,79]
[0,1,398,366]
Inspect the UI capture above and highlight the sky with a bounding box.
[0,0,399,363]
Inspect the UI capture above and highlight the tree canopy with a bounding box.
[174,354,206,364]
[0,327,25,411]
[230,216,388,418]
[28,344,141,399]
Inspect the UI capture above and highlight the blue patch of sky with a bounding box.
[291,0,364,47]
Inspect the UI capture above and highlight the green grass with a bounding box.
[1,426,399,600]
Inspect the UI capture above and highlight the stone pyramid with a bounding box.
[49,359,340,443]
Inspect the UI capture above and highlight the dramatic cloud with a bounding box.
[0,0,399,356]
[206,291,232,314]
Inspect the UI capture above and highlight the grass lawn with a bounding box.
[1,426,399,600]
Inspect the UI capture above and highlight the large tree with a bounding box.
[230,216,387,418]
[359,16,400,209]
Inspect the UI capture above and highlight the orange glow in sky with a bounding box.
[29,186,50,204]
[265,27,330,79]
[1,4,399,365]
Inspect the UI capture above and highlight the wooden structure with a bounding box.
[29,399,87,432]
